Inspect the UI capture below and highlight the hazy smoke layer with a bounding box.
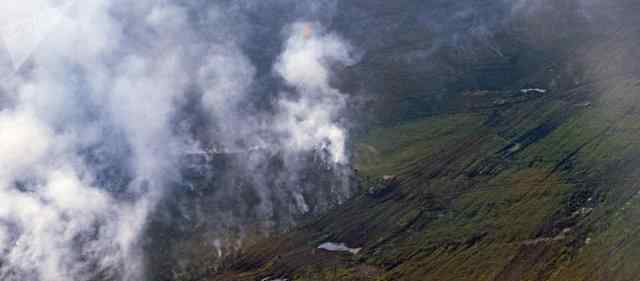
[0,1,353,280]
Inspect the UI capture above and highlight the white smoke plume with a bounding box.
[197,21,353,164]
[274,22,354,164]
[0,1,353,281]
[0,1,193,280]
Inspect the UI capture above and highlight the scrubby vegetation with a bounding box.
[187,0,640,280]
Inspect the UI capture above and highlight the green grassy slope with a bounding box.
[204,74,640,281]
[192,1,640,280]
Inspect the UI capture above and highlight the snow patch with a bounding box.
[318,242,361,254]
[520,88,548,94]
[508,143,522,153]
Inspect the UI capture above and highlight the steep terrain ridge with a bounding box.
[201,0,640,280]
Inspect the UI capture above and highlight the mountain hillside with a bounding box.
[199,0,640,280]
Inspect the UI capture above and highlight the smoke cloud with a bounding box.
[0,0,353,280]
[274,22,354,164]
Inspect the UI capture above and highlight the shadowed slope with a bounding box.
[199,0,640,280]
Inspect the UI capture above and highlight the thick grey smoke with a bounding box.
[0,0,353,280]
[0,1,194,280]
